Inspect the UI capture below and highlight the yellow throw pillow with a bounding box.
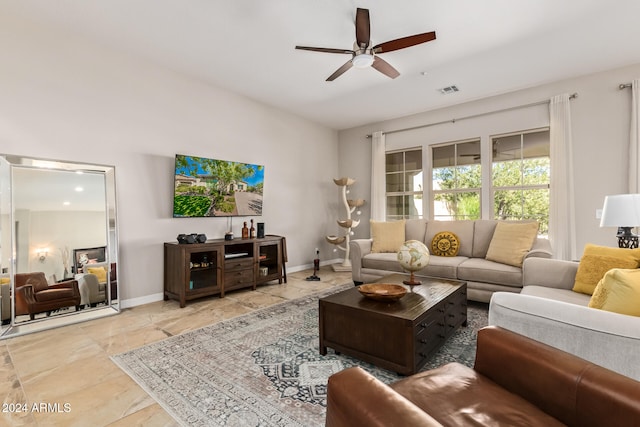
[485,221,539,267]
[87,267,107,283]
[589,269,640,316]
[573,244,640,295]
[431,231,460,257]
[370,220,406,253]
[0,277,9,284]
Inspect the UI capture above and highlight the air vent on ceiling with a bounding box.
[439,85,459,94]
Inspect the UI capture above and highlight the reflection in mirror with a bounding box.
[0,155,119,338]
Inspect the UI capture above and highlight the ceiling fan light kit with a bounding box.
[295,7,436,81]
[352,53,374,68]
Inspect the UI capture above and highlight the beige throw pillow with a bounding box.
[485,221,539,267]
[370,220,406,253]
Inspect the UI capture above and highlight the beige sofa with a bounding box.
[489,257,640,381]
[350,219,552,302]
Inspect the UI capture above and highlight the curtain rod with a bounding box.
[619,83,632,90]
[365,93,578,138]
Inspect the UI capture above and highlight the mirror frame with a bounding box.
[0,154,120,339]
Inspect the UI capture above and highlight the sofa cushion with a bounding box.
[405,219,427,242]
[485,221,539,268]
[370,220,406,253]
[573,244,640,295]
[362,253,404,273]
[458,258,523,287]
[589,268,640,316]
[425,220,474,258]
[430,231,460,257]
[390,362,565,427]
[472,219,498,258]
[521,285,591,306]
[419,256,467,280]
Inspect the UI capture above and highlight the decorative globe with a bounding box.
[397,240,430,286]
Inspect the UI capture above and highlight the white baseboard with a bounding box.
[121,292,164,309]
[121,259,345,308]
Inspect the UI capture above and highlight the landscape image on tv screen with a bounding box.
[173,154,264,217]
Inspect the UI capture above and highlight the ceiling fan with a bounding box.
[295,8,436,81]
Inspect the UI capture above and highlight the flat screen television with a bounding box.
[173,154,264,217]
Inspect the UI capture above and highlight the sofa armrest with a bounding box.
[524,238,552,259]
[523,257,577,289]
[488,293,640,381]
[326,367,443,427]
[349,239,373,283]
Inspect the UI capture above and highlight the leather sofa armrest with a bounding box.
[326,367,443,427]
[474,326,591,425]
[523,257,577,289]
[49,279,80,295]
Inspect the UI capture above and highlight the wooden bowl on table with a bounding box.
[358,283,407,302]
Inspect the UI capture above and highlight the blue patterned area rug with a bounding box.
[112,284,488,427]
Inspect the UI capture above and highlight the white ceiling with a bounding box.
[5,0,640,130]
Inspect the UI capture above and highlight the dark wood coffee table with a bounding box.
[319,273,467,375]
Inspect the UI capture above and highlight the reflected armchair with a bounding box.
[14,272,81,320]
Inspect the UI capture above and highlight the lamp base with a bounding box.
[617,235,639,249]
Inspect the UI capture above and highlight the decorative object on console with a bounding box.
[397,240,430,288]
[431,231,460,257]
[250,219,256,239]
[325,177,365,271]
[257,222,265,238]
[600,193,640,248]
[241,222,249,239]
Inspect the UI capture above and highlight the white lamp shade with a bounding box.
[600,194,640,227]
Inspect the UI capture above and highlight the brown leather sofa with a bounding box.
[326,326,640,427]
[15,272,81,320]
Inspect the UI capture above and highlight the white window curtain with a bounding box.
[371,131,386,221]
[549,94,577,260]
[629,79,640,192]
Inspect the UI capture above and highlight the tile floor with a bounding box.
[0,267,352,427]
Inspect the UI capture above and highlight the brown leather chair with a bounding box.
[14,272,81,320]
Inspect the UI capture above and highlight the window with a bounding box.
[432,139,481,220]
[492,129,550,234]
[385,149,422,220]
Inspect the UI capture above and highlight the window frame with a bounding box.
[385,147,423,221]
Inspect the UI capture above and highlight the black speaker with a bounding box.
[196,233,207,243]
[257,222,265,238]
[177,234,188,244]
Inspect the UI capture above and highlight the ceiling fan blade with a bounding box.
[355,8,370,48]
[373,31,436,54]
[295,46,354,55]
[326,60,353,81]
[372,56,400,79]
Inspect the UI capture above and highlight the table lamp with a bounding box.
[600,194,640,248]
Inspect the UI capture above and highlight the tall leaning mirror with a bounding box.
[0,154,119,338]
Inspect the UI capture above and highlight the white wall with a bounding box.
[0,13,339,304]
[339,63,640,257]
